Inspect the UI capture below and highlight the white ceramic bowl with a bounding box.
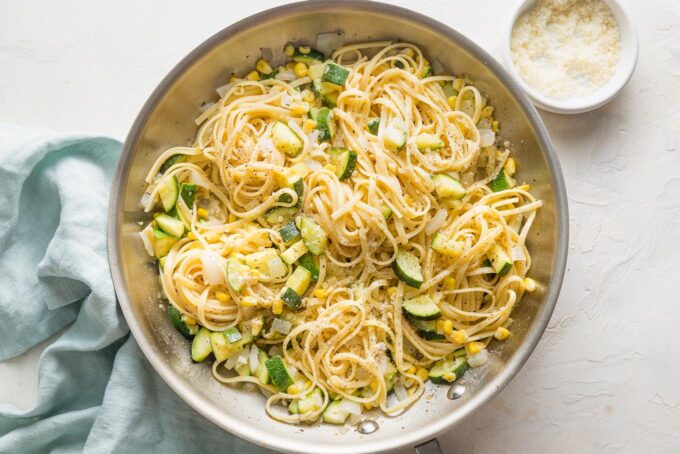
[502,0,639,114]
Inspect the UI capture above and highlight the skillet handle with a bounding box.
[415,438,443,454]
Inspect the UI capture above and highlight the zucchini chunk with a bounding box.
[314,107,336,142]
[158,175,179,211]
[278,179,305,208]
[154,213,185,238]
[226,258,252,292]
[264,206,299,225]
[152,228,178,258]
[179,183,197,207]
[191,327,213,362]
[244,248,288,279]
[298,252,319,281]
[285,266,312,296]
[297,388,324,414]
[159,154,185,173]
[300,216,327,255]
[293,47,325,65]
[411,318,445,340]
[281,240,309,265]
[279,220,301,244]
[210,328,253,362]
[488,244,512,276]
[380,203,393,220]
[322,400,349,425]
[415,133,445,151]
[280,286,302,309]
[322,63,350,86]
[490,169,516,192]
[402,295,441,320]
[392,249,423,288]
[432,174,466,199]
[431,233,463,257]
[272,121,304,156]
[366,117,380,135]
[265,355,294,391]
[328,147,358,180]
[381,118,408,151]
[429,356,469,384]
[253,348,270,385]
[308,63,325,81]
[168,305,198,338]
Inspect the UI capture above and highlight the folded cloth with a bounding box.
[0,125,269,453]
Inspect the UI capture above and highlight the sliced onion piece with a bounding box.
[425,208,447,235]
[139,224,154,256]
[479,129,496,147]
[201,252,226,285]
[272,318,292,335]
[140,192,152,210]
[275,70,297,82]
[511,245,526,262]
[338,399,362,416]
[467,349,489,368]
[393,382,408,402]
[249,344,260,372]
[304,158,323,171]
[316,32,344,56]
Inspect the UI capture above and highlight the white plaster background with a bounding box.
[0,0,679,452]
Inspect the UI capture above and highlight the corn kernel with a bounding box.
[216,291,230,303]
[313,288,327,298]
[407,365,417,375]
[443,277,457,289]
[447,95,458,108]
[256,59,273,75]
[303,91,315,103]
[404,194,414,205]
[481,106,494,118]
[387,287,397,297]
[370,379,378,391]
[187,232,197,240]
[197,207,209,219]
[240,296,259,307]
[504,158,516,176]
[228,213,237,223]
[466,341,484,355]
[303,119,317,133]
[442,320,453,336]
[436,320,445,332]
[442,372,457,382]
[286,61,296,71]
[287,384,301,394]
[182,315,197,326]
[451,330,467,344]
[495,326,510,341]
[294,62,308,78]
[517,184,531,191]
[229,74,238,83]
[416,367,429,382]
[324,163,337,173]
[284,43,295,57]
[250,269,261,278]
[246,70,260,81]
[402,47,415,58]
[362,403,374,410]
[452,78,465,91]
[524,277,537,292]
[298,46,311,54]
[291,103,308,115]
[272,299,283,315]
[492,120,500,132]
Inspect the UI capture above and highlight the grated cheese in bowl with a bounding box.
[510,0,621,100]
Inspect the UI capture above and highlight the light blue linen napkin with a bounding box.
[0,124,270,453]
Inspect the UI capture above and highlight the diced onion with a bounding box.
[316,32,344,55]
[281,93,292,108]
[249,345,260,372]
[225,351,240,369]
[307,130,321,144]
[272,318,292,335]
[236,350,249,365]
[267,257,288,278]
[338,399,362,416]
[139,225,154,256]
[189,170,211,189]
[140,192,152,209]
[260,138,276,155]
[393,382,408,402]
[511,245,526,262]
[479,129,496,147]
[349,413,362,425]
[376,355,389,374]
[201,252,226,285]
[216,83,233,98]
[468,349,489,368]
[477,118,492,129]
[425,209,447,235]
[304,158,323,171]
[275,70,297,82]
[268,346,282,357]
[199,101,215,112]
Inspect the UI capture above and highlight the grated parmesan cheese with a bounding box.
[510,0,621,100]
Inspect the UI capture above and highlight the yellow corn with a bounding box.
[492,120,500,132]
[187,232,197,240]
[294,62,308,78]
[362,403,374,410]
[407,365,417,375]
[416,367,429,382]
[435,320,445,333]
[518,184,531,191]
[494,326,510,341]
[256,59,273,75]
[246,70,260,81]
[291,103,308,115]
[404,194,414,205]
[215,291,230,303]
[302,119,317,133]
[229,74,239,83]
[442,320,453,336]
[298,46,311,54]
[402,47,415,58]
[303,91,315,103]
[481,106,494,118]
[442,372,457,382]
[313,288,327,298]
[452,78,465,91]
[240,296,258,307]
[387,287,397,297]
[251,317,264,336]
[524,277,537,292]
[504,158,516,176]
[272,299,283,315]
[287,384,301,395]
[324,163,337,173]
[451,330,467,344]
[466,341,484,355]
[284,43,295,57]
[286,61,296,71]
[443,277,457,289]
[197,207,209,219]
[447,95,458,108]
[228,213,237,223]
[250,269,261,278]
[370,379,378,391]
[182,315,197,326]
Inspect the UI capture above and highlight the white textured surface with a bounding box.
[1,0,679,452]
